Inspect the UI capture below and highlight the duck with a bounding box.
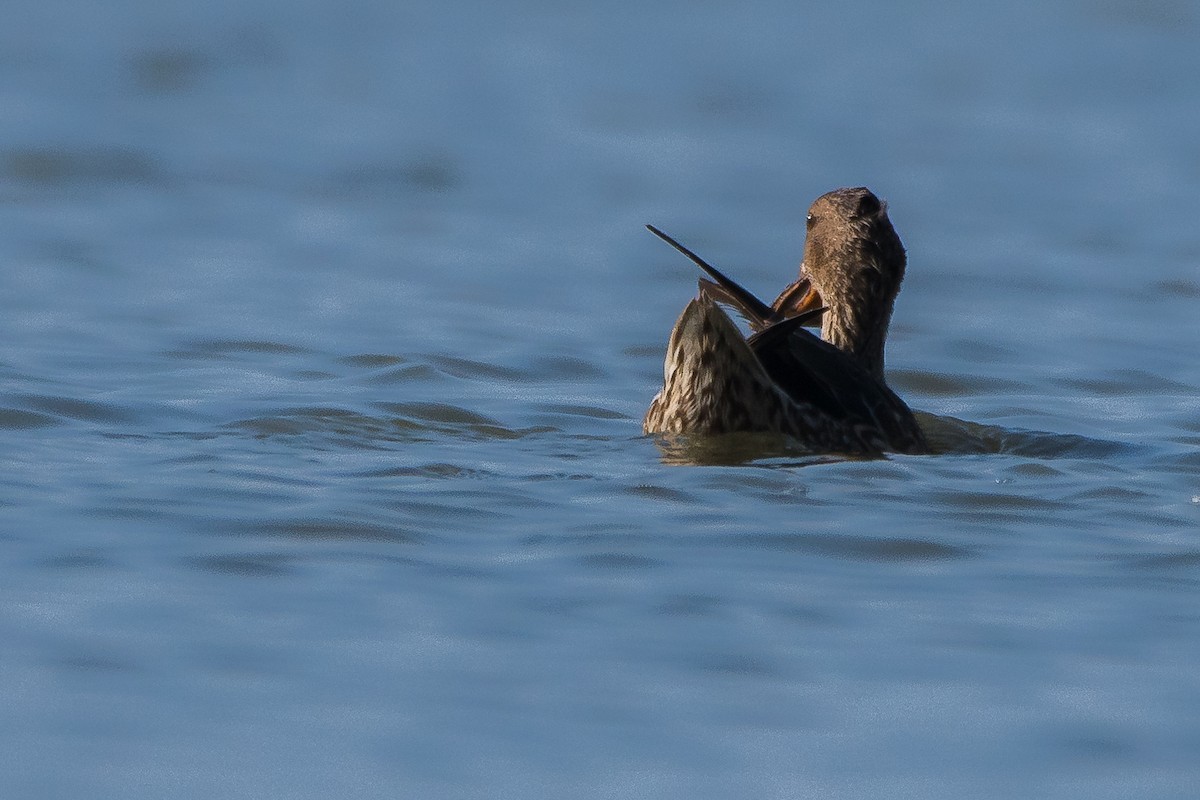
[643,186,928,455]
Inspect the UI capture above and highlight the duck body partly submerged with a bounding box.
[643,187,928,456]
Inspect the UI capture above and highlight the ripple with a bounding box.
[12,394,131,423]
[656,593,722,617]
[165,339,310,360]
[698,471,803,493]
[376,402,502,426]
[1154,278,1200,298]
[88,500,174,522]
[253,518,420,543]
[1130,551,1200,571]
[1054,370,1194,395]
[1068,486,1156,503]
[4,146,160,185]
[0,408,60,429]
[621,484,699,503]
[40,552,116,571]
[187,553,295,577]
[360,364,443,385]
[227,402,550,446]
[692,653,779,677]
[57,654,135,673]
[532,355,609,380]
[538,404,631,421]
[696,470,814,505]
[891,369,1025,397]
[388,500,511,524]
[375,401,553,441]
[578,553,665,569]
[928,490,1071,513]
[1004,462,1066,478]
[227,407,408,442]
[1153,449,1200,476]
[356,463,494,479]
[741,532,971,562]
[931,486,1103,525]
[428,355,529,381]
[340,353,408,368]
[340,354,446,385]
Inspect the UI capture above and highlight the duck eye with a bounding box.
[805,213,816,229]
[856,193,881,216]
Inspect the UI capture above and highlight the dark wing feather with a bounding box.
[646,225,775,326]
[648,224,825,331]
[747,318,927,452]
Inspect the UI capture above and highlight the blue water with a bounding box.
[3,1,1200,797]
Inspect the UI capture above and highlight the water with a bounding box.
[3,1,1200,797]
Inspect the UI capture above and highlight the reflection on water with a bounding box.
[650,431,845,467]
[645,401,1133,467]
[916,411,1134,459]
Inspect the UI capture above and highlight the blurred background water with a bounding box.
[2,0,1199,797]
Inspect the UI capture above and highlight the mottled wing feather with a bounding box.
[646,225,778,327]
[644,298,791,436]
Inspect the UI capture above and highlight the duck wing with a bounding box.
[748,318,927,453]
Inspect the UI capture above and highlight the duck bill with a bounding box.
[770,274,824,326]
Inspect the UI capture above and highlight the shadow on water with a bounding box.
[914,412,1133,459]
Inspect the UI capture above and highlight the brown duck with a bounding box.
[643,186,927,455]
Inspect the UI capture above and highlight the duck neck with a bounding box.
[821,302,891,381]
